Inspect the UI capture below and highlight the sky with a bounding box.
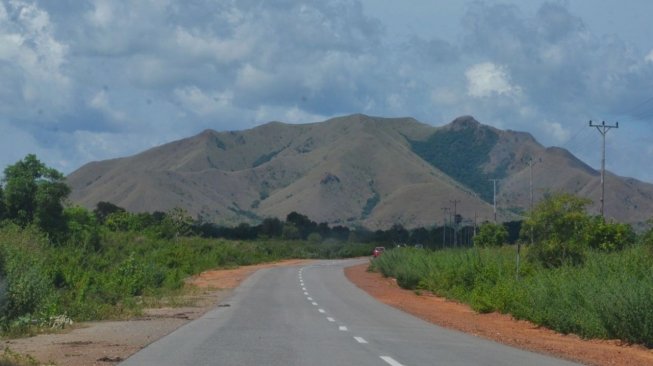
[1,0,652,183]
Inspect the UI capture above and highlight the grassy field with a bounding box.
[370,245,653,347]
[0,226,373,334]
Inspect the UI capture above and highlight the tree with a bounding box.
[474,222,508,247]
[163,207,195,238]
[65,206,100,250]
[281,222,300,240]
[0,185,5,221]
[2,154,70,238]
[582,216,635,252]
[521,193,591,267]
[286,212,316,239]
[259,217,283,238]
[93,201,126,224]
[388,223,409,245]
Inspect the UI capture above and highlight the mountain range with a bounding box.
[67,114,653,229]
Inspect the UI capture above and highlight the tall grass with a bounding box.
[371,246,653,347]
[0,227,373,332]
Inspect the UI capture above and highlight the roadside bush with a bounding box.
[521,193,591,267]
[371,245,653,346]
[526,238,586,268]
[0,226,53,328]
[582,217,635,252]
[473,223,508,247]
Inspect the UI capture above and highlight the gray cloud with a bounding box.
[0,0,651,183]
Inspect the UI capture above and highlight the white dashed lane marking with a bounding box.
[298,267,407,366]
[380,356,405,366]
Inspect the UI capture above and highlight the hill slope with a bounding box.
[67,114,653,228]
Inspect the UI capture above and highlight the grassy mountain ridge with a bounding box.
[67,114,653,228]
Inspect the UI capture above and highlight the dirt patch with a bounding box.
[345,263,653,366]
[0,259,312,366]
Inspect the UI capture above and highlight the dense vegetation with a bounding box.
[0,155,373,335]
[410,126,503,202]
[371,193,653,347]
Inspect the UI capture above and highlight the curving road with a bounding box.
[120,259,581,366]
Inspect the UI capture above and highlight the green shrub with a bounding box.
[371,245,653,346]
[473,223,508,247]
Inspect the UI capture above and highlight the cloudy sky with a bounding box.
[1,0,652,183]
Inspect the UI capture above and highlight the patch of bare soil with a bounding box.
[0,259,313,366]
[345,263,653,366]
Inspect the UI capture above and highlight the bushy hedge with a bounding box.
[0,226,373,332]
[371,246,653,347]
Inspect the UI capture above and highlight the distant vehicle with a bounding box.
[372,246,385,258]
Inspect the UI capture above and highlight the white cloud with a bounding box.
[174,86,233,117]
[88,90,125,122]
[646,49,653,63]
[465,62,521,98]
[86,0,113,28]
[0,0,652,185]
[430,88,459,105]
[173,26,254,64]
[0,0,69,116]
[544,121,570,144]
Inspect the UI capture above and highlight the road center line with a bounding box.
[327,317,335,322]
[312,302,318,306]
[303,292,308,295]
[354,336,368,344]
[339,326,348,331]
[380,356,405,366]
[307,297,313,301]
[318,309,325,313]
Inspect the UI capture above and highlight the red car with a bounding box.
[372,246,385,258]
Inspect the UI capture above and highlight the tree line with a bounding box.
[0,154,522,248]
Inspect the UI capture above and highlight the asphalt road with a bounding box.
[120,259,581,366]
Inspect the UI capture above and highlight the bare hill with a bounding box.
[67,114,653,228]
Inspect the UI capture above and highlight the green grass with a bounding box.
[0,226,374,333]
[371,246,653,347]
[0,348,53,366]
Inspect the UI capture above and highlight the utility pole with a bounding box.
[589,120,619,218]
[441,207,449,248]
[490,179,500,222]
[528,159,535,245]
[450,200,460,247]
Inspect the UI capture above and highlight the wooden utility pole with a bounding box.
[450,200,460,247]
[441,207,449,247]
[589,120,619,218]
[490,179,500,222]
